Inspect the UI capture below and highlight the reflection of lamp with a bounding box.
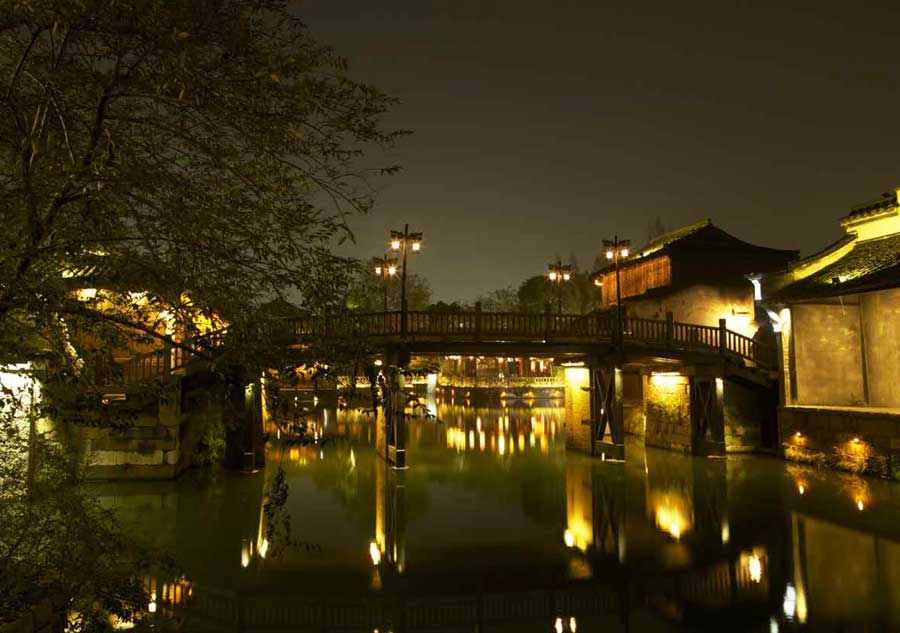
[748,554,763,583]
[564,529,575,548]
[369,541,381,565]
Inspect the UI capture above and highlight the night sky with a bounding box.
[299,1,900,302]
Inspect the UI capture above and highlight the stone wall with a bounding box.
[564,367,592,454]
[791,301,865,407]
[860,288,900,408]
[627,283,757,336]
[780,405,900,479]
[622,370,645,436]
[644,374,692,452]
[81,380,184,480]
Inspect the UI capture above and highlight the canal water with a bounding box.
[93,403,900,632]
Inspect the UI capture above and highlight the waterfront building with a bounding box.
[585,222,797,453]
[762,187,900,477]
[592,219,797,337]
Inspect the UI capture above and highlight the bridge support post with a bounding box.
[689,371,726,456]
[223,368,266,471]
[590,362,626,461]
[383,347,410,469]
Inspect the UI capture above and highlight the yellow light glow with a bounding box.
[594,278,602,287]
[620,247,629,258]
[748,555,763,583]
[857,499,864,511]
[650,371,683,387]
[369,541,381,565]
[498,434,506,455]
[569,617,577,632]
[387,265,397,276]
[798,484,805,495]
[555,617,564,633]
[391,240,401,251]
[564,529,575,548]
[562,272,571,281]
[606,250,614,260]
[259,539,269,559]
[853,437,860,444]
[549,271,558,281]
[374,266,382,275]
[411,241,421,252]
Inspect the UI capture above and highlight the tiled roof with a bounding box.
[846,192,897,221]
[767,232,900,301]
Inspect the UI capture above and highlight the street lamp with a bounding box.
[603,236,630,355]
[389,224,423,336]
[547,260,575,314]
[372,254,399,312]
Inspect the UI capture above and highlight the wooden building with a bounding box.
[592,220,797,338]
[762,187,900,477]
[586,221,797,455]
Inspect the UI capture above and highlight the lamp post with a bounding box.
[372,254,399,312]
[603,237,631,355]
[389,224,423,337]
[547,260,574,314]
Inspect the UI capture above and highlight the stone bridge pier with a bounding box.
[566,359,777,460]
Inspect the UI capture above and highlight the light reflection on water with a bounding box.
[95,403,900,632]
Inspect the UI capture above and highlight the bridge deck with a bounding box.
[112,310,775,385]
[290,310,775,367]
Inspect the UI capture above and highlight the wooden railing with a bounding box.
[288,310,775,369]
[111,328,228,385]
[106,310,774,387]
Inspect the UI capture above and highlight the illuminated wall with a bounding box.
[625,283,758,337]
[644,373,692,452]
[600,255,672,305]
[791,302,865,406]
[564,367,591,453]
[860,288,900,408]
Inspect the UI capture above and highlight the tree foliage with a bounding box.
[0,0,400,625]
[345,265,431,312]
[1,0,401,362]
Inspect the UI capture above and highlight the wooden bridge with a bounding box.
[288,309,775,369]
[105,309,778,467]
[113,309,774,385]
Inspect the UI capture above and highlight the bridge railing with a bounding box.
[288,310,775,370]
[110,328,229,385]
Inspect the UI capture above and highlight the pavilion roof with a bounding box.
[592,220,798,279]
